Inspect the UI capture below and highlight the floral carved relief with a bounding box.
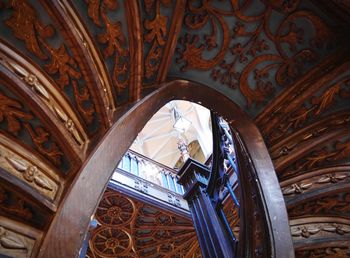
[88,189,201,257]
[0,135,60,201]
[291,222,350,239]
[86,0,130,93]
[288,193,350,218]
[0,51,87,147]
[0,216,40,258]
[143,0,172,80]
[175,0,333,108]
[261,76,350,145]
[0,142,59,200]
[0,89,63,167]
[3,0,96,125]
[281,138,350,180]
[282,171,349,196]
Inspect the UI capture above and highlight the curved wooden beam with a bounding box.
[255,48,350,145]
[38,79,293,257]
[290,216,350,252]
[125,0,143,102]
[294,236,350,254]
[286,182,350,217]
[271,110,350,173]
[280,165,350,199]
[0,40,90,156]
[156,0,186,83]
[40,0,112,129]
[0,69,81,174]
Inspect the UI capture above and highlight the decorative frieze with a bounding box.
[0,216,41,258]
[0,49,88,148]
[0,135,60,201]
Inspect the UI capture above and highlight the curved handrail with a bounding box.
[38,79,293,258]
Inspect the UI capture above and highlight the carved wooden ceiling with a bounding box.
[86,188,202,258]
[0,0,349,257]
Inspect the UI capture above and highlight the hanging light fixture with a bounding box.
[172,107,191,162]
[172,107,192,133]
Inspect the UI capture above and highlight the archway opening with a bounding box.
[39,80,292,258]
[82,100,225,257]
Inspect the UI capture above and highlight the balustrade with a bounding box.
[117,150,184,195]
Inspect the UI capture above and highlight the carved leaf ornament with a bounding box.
[0,227,27,250]
[5,0,96,124]
[6,157,53,191]
[176,0,332,108]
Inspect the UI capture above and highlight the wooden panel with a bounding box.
[0,215,42,258]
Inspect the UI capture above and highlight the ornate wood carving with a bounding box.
[85,0,130,96]
[295,246,350,258]
[0,1,347,257]
[95,193,136,226]
[143,0,172,81]
[42,0,117,126]
[281,166,350,198]
[88,189,200,258]
[290,217,350,240]
[270,111,350,163]
[0,84,65,168]
[280,136,350,180]
[156,0,186,83]
[268,110,350,180]
[0,41,89,152]
[175,0,334,108]
[0,215,41,258]
[255,54,350,146]
[3,0,98,127]
[288,192,350,218]
[0,135,61,201]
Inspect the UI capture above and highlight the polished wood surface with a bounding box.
[0,0,349,257]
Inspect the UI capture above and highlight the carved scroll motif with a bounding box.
[0,53,87,147]
[262,77,350,145]
[288,193,350,218]
[0,186,32,222]
[88,189,200,257]
[281,138,350,179]
[0,89,63,167]
[143,0,171,80]
[175,0,333,108]
[86,0,130,92]
[4,0,96,124]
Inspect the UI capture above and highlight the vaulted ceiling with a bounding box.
[0,0,349,257]
[129,100,212,168]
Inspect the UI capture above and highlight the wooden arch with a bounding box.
[38,79,293,257]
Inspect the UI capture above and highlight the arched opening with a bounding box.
[38,80,293,258]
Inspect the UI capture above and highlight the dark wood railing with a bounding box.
[178,113,293,258]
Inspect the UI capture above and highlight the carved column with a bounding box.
[178,158,235,258]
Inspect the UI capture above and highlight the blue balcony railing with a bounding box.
[117,150,184,195]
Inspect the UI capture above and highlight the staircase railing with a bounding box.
[117,149,184,195]
[178,112,294,258]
